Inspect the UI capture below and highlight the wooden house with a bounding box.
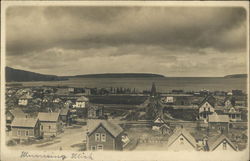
[152,116,171,135]
[59,108,71,125]
[6,109,27,131]
[64,100,73,107]
[234,96,247,107]
[53,98,62,103]
[199,95,216,120]
[224,97,235,108]
[208,113,229,134]
[11,117,40,139]
[167,127,197,151]
[162,96,174,104]
[88,105,104,119]
[18,94,32,106]
[86,120,124,151]
[206,134,237,151]
[38,112,62,137]
[75,96,89,108]
[224,107,241,122]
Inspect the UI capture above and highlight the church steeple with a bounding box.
[150,82,157,97]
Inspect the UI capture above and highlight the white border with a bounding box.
[1,1,249,161]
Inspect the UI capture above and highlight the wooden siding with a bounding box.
[87,125,122,151]
[40,121,62,136]
[11,122,40,139]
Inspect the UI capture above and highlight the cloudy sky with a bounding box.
[6,6,247,77]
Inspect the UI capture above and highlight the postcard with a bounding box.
[1,1,249,161]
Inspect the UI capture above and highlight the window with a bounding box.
[101,133,106,142]
[17,130,21,136]
[25,131,29,136]
[91,146,96,151]
[95,133,100,142]
[97,144,103,150]
[208,107,210,112]
[180,137,184,144]
[223,141,227,150]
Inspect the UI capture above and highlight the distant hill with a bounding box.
[5,67,67,82]
[5,67,165,82]
[75,73,165,78]
[224,74,247,78]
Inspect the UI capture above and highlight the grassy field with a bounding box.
[89,95,147,105]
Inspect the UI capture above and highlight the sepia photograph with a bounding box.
[1,1,249,161]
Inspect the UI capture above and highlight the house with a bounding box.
[83,88,91,96]
[234,96,247,107]
[6,109,27,131]
[42,96,51,103]
[175,96,191,106]
[11,117,40,140]
[224,107,241,122]
[224,97,235,108]
[162,96,174,104]
[208,113,229,134]
[198,95,216,120]
[86,119,124,151]
[59,108,71,125]
[53,98,62,103]
[206,134,237,151]
[88,105,104,119]
[38,112,62,137]
[68,87,75,93]
[232,90,243,96]
[159,124,171,135]
[18,94,32,106]
[167,127,197,151]
[152,116,171,135]
[64,100,73,107]
[75,96,89,108]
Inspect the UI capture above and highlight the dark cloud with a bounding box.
[5,6,247,76]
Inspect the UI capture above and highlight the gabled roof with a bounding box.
[167,127,197,148]
[65,100,73,104]
[8,109,26,118]
[199,95,216,107]
[208,113,229,123]
[88,105,103,111]
[11,117,38,128]
[76,96,89,102]
[87,119,123,138]
[153,116,165,124]
[38,112,60,122]
[19,94,33,99]
[160,123,170,129]
[207,134,237,151]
